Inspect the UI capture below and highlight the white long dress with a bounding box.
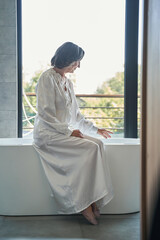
[33,68,113,214]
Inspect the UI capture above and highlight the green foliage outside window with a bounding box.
[23,67,141,137]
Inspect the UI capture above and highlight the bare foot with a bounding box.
[91,202,100,218]
[81,205,98,225]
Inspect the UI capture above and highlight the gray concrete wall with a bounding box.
[0,0,17,137]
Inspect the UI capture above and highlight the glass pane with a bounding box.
[22,0,125,138]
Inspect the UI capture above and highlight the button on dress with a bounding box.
[33,68,113,214]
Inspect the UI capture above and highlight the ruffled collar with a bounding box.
[51,68,72,107]
[51,68,70,89]
[51,68,67,81]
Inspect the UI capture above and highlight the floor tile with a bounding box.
[0,238,93,240]
[79,215,140,240]
[3,214,81,222]
[0,214,140,240]
[100,212,140,219]
[0,216,83,238]
[0,216,4,223]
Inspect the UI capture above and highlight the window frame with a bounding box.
[124,0,139,138]
[17,0,22,137]
[17,0,139,138]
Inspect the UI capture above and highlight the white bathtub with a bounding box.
[0,138,140,216]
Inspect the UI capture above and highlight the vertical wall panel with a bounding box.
[141,0,160,239]
[0,0,17,137]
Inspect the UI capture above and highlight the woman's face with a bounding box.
[65,61,80,73]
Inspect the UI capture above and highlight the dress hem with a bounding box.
[53,190,114,215]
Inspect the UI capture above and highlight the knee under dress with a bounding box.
[33,68,114,214]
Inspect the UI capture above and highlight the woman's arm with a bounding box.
[69,81,113,138]
[69,81,98,135]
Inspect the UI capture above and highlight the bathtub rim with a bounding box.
[0,137,140,146]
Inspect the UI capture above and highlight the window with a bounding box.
[18,0,139,138]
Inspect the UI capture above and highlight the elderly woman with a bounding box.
[33,42,113,225]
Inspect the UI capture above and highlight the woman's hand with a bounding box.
[71,129,84,138]
[97,128,113,139]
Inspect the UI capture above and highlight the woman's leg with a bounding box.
[34,133,113,214]
[91,202,100,218]
[83,135,113,210]
[81,205,98,225]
